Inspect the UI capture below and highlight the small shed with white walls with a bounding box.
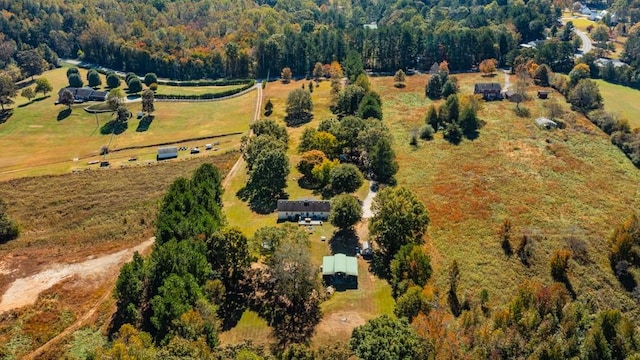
[157,146,178,161]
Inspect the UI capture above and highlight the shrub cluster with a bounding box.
[587,110,640,168]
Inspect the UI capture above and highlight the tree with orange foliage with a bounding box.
[438,60,450,74]
[478,58,498,76]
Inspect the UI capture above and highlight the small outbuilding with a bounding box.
[322,253,358,288]
[537,90,550,99]
[157,146,178,160]
[474,83,503,100]
[535,117,558,130]
[277,199,330,221]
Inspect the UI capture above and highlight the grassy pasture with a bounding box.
[0,67,256,180]
[372,72,640,320]
[155,84,245,96]
[596,79,640,129]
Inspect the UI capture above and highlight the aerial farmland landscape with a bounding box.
[1,0,640,358]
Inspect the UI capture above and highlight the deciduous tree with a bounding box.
[281,67,292,83]
[250,119,289,144]
[568,63,591,86]
[244,149,290,213]
[17,49,46,80]
[107,88,125,111]
[20,87,35,102]
[285,88,313,126]
[107,72,121,88]
[329,194,362,231]
[297,150,327,179]
[128,77,143,93]
[394,286,430,322]
[369,187,429,267]
[313,62,324,81]
[568,79,603,114]
[479,58,498,76]
[68,72,83,88]
[87,69,102,88]
[144,73,158,87]
[142,89,155,115]
[350,315,428,360]
[59,88,74,109]
[241,135,288,170]
[390,244,432,297]
[329,163,364,194]
[267,237,321,345]
[394,69,406,88]
[34,78,53,97]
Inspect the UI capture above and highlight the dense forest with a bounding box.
[0,0,560,80]
[2,0,640,83]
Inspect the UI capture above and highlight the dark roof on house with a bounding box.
[75,87,93,99]
[277,199,330,212]
[474,83,502,92]
[58,87,107,101]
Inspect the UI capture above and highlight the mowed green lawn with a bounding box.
[371,73,640,320]
[0,67,256,180]
[562,12,597,32]
[596,79,640,129]
[155,83,245,96]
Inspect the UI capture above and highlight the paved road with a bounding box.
[574,28,593,54]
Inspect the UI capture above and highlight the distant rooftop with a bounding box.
[363,22,378,30]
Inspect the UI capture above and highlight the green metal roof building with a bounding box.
[322,253,358,288]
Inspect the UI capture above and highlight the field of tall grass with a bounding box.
[372,72,640,320]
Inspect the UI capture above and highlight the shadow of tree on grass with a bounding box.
[57,108,71,121]
[329,229,359,256]
[136,116,154,132]
[100,120,128,135]
[0,110,13,124]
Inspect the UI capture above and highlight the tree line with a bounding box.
[0,0,560,82]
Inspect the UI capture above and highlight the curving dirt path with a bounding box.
[0,237,155,312]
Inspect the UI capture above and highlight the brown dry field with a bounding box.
[372,72,640,321]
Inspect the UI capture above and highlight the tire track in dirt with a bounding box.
[0,237,155,312]
[222,82,262,188]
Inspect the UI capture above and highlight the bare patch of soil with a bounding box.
[315,311,366,338]
[0,238,154,312]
